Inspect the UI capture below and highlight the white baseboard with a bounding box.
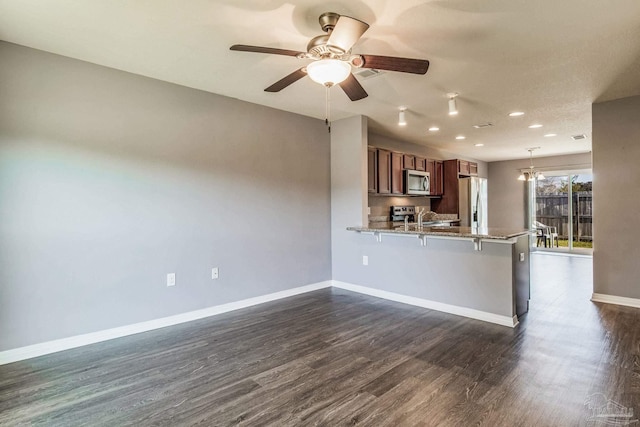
[0,279,522,365]
[591,293,640,309]
[0,281,332,365]
[332,281,519,328]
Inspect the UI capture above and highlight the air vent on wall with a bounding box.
[571,134,587,140]
[355,68,384,79]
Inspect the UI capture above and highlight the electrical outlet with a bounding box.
[362,255,369,266]
[212,267,219,280]
[519,253,525,262]
[367,207,371,215]
[167,273,176,287]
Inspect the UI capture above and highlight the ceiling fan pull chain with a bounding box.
[325,85,331,133]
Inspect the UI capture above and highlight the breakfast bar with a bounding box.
[339,224,533,327]
[348,224,531,249]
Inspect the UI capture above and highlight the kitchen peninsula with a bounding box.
[331,116,532,329]
[344,224,532,327]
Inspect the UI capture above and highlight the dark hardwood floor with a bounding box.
[1,253,638,426]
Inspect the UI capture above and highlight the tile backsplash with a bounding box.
[368,196,431,221]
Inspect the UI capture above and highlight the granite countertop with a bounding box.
[347,223,532,240]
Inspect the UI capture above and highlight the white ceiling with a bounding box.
[1,0,640,161]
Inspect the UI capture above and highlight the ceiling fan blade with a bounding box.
[327,16,370,53]
[264,68,307,92]
[230,44,304,57]
[360,54,430,75]
[339,73,368,101]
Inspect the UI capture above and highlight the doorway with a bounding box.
[532,171,593,254]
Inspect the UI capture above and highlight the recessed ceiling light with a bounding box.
[455,135,466,140]
[428,126,440,132]
[529,124,543,129]
[474,143,484,147]
[509,112,525,117]
[544,133,557,137]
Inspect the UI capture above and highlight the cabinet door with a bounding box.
[469,162,478,176]
[458,160,471,176]
[368,147,378,193]
[391,152,404,194]
[415,157,426,171]
[377,149,391,194]
[434,161,444,195]
[403,154,416,170]
[425,159,435,177]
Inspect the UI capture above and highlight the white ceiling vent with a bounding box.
[472,122,493,129]
[571,134,587,140]
[355,68,383,79]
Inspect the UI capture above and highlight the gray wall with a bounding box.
[0,42,331,351]
[331,115,368,276]
[593,95,640,299]
[488,153,592,229]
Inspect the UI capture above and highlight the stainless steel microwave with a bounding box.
[405,170,430,195]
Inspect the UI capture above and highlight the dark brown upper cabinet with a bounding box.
[433,161,444,195]
[377,149,391,194]
[367,147,448,197]
[457,159,478,177]
[391,152,404,194]
[403,154,415,171]
[368,147,378,193]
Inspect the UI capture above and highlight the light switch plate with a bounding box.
[363,255,369,266]
[167,273,176,287]
[519,253,525,262]
[212,267,219,279]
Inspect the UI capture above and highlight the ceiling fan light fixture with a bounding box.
[306,59,351,86]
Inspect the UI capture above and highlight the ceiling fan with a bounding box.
[230,12,430,101]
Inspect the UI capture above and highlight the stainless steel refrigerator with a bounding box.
[459,177,488,228]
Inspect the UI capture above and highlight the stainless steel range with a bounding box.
[390,206,415,222]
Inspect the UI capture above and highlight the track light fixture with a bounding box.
[448,93,459,116]
[398,107,407,126]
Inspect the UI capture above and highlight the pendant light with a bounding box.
[518,147,546,181]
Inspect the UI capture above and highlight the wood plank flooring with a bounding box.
[1,253,639,426]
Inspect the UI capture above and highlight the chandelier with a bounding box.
[518,147,546,181]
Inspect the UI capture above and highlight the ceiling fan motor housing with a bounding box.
[319,12,340,33]
[307,35,332,56]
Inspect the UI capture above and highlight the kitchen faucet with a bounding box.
[417,208,426,228]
